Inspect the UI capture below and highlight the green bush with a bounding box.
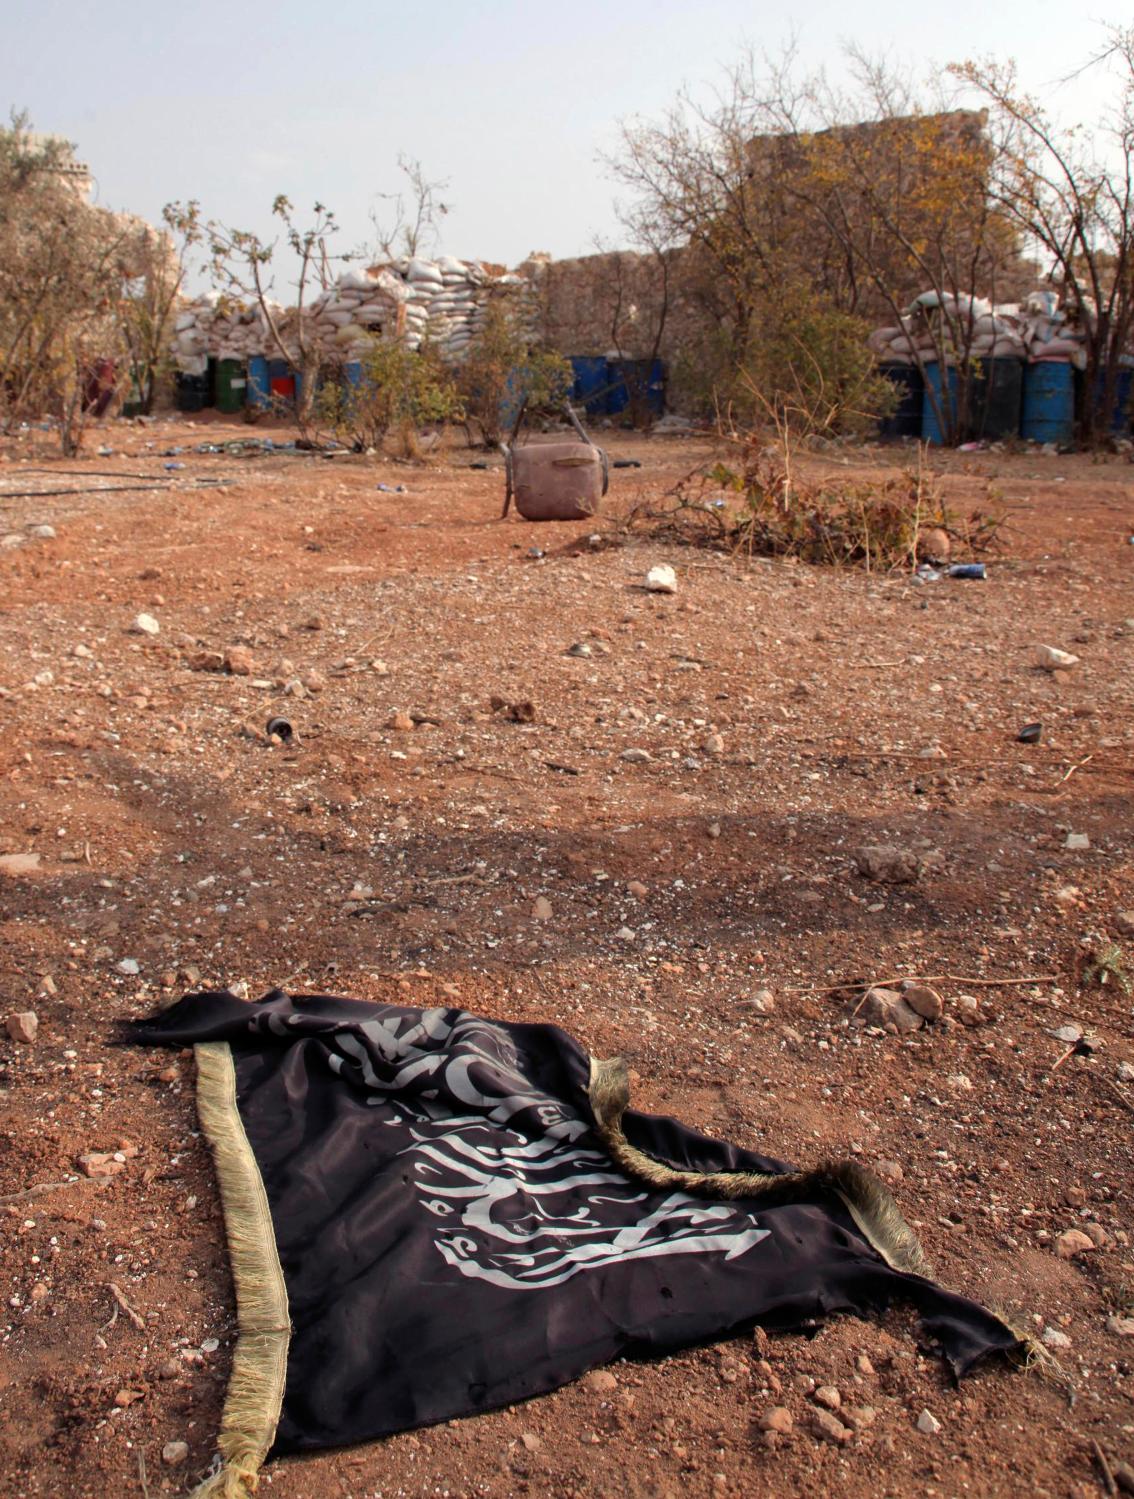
[457,301,572,447]
[317,339,460,456]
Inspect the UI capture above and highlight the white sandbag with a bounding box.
[407,258,444,285]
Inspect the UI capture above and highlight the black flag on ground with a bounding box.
[128,989,1024,1495]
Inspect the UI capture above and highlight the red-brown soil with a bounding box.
[1,415,1132,1498]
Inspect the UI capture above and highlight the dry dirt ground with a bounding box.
[0,414,1132,1499]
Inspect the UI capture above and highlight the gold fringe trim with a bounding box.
[191,1042,291,1497]
[587,1055,930,1276]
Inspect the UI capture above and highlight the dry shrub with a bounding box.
[629,409,1005,571]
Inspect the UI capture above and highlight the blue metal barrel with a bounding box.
[1092,367,1133,432]
[1022,361,1074,443]
[921,362,958,446]
[246,355,270,410]
[878,362,923,439]
[569,356,608,418]
[970,357,1024,441]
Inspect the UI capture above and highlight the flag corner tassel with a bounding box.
[191,1042,291,1498]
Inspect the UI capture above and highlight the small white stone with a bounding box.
[916,1409,942,1436]
[132,613,160,637]
[1035,644,1079,671]
[644,564,677,594]
[1041,1326,1071,1349]
[1064,832,1090,850]
[116,958,141,976]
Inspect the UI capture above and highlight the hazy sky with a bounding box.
[5,0,1129,289]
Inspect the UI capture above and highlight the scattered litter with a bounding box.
[265,717,294,745]
[377,484,408,493]
[612,459,642,468]
[947,563,986,580]
[1017,722,1043,744]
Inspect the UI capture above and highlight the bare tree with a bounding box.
[113,201,201,415]
[368,156,451,262]
[0,115,133,453]
[207,196,343,435]
[954,26,1134,444]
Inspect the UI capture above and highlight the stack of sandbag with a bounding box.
[1023,292,1088,369]
[306,267,409,359]
[968,308,1027,360]
[170,294,280,371]
[170,294,218,375]
[169,258,541,373]
[868,319,925,364]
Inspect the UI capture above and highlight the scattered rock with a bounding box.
[841,1406,877,1433]
[532,896,553,921]
[1064,832,1090,850]
[1116,1061,1134,1085]
[28,523,57,540]
[583,1369,617,1394]
[744,988,776,1014]
[916,1409,942,1436]
[809,1409,851,1445]
[1115,911,1134,937]
[853,845,924,884]
[116,958,141,976]
[620,748,652,763]
[874,1160,903,1185]
[520,1432,541,1452]
[188,650,225,672]
[1050,1024,1082,1045]
[1035,644,1079,671]
[390,711,415,732]
[955,994,983,1027]
[857,987,925,1033]
[626,880,648,899]
[1041,1325,1072,1349]
[702,733,725,756]
[645,564,677,594]
[566,642,593,658]
[224,645,255,676]
[813,1386,841,1411]
[758,1407,793,1435]
[131,613,160,637]
[5,1011,38,1044]
[162,1441,189,1467]
[114,1389,144,1408]
[302,669,327,694]
[900,982,944,1022]
[1106,1315,1134,1337]
[78,1152,125,1179]
[1055,1228,1096,1259]
[0,853,42,876]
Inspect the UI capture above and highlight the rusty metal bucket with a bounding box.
[501,402,609,522]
